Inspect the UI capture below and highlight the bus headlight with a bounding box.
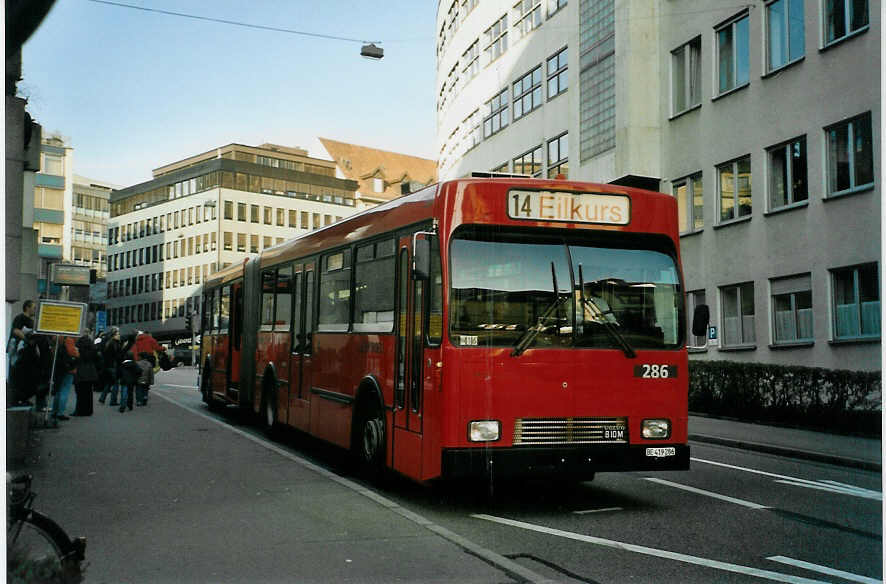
[468,420,501,442]
[642,419,671,439]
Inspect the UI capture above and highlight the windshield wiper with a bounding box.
[511,263,568,357]
[578,265,636,359]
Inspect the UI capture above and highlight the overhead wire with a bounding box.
[86,0,383,45]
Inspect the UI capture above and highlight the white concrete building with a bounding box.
[435,0,880,371]
[106,143,359,339]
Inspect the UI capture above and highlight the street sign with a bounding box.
[95,310,107,333]
[50,264,92,286]
[708,326,718,340]
[35,300,87,336]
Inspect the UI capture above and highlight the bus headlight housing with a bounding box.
[468,420,501,442]
[642,419,671,439]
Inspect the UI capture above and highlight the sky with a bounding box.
[21,0,439,188]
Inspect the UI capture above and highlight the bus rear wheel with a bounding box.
[354,402,385,480]
[261,384,278,438]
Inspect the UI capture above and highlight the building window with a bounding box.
[671,36,701,115]
[717,156,751,222]
[513,145,543,177]
[826,112,874,197]
[276,208,285,226]
[250,204,260,223]
[483,89,509,138]
[263,206,272,225]
[43,153,64,176]
[547,133,568,178]
[832,264,880,340]
[768,137,807,210]
[513,0,542,41]
[237,203,247,221]
[771,274,813,344]
[716,12,750,94]
[825,0,868,45]
[721,282,755,347]
[766,0,804,72]
[461,40,479,81]
[673,173,703,233]
[547,46,568,99]
[250,234,259,253]
[483,14,508,65]
[301,211,309,229]
[223,232,232,251]
[688,290,707,347]
[513,66,542,121]
[237,233,246,252]
[548,0,567,17]
[373,178,384,193]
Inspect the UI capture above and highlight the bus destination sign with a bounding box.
[508,190,630,225]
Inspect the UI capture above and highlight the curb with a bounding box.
[688,433,882,473]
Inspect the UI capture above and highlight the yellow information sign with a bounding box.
[35,301,87,336]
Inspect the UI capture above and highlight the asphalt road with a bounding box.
[24,367,882,583]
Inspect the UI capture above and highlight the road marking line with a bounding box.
[160,384,197,389]
[152,389,555,584]
[472,514,830,584]
[774,480,882,501]
[692,457,882,501]
[767,556,881,584]
[643,478,769,509]
[572,507,623,514]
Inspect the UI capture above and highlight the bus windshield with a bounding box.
[450,230,683,351]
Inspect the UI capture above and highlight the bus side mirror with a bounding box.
[413,238,430,281]
[691,304,710,337]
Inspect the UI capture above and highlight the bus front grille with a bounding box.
[513,417,628,445]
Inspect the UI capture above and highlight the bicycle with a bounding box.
[7,472,86,583]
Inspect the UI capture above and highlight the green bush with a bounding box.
[689,361,881,437]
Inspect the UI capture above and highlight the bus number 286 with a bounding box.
[634,364,677,379]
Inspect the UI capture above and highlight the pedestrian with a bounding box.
[50,335,79,421]
[7,300,36,375]
[135,356,154,406]
[131,330,166,406]
[118,332,139,413]
[72,332,99,416]
[98,328,122,406]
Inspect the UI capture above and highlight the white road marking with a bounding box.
[767,556,881,584]
[572,507,623,514]
[692,457,882,501]
[644,478,769,509]
[152,388,555,584]
[472,514,831,584]
[160,384,198,389]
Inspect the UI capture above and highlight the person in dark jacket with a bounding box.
[98,328,123,406]
[72,332,100,416]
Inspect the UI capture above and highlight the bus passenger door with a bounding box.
[227,282,243,401]
[392,240,425,476]
[288,262,314,432]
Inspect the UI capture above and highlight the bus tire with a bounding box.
[353,400,385,481]
[261,378,278,438]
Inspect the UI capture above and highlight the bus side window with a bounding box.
[292,268,303,351]
[428,236,443,346]
[276,265,293,331]
[304,267,315,353]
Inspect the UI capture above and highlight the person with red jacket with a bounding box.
[130,330,165,406]
[50,336,79,421]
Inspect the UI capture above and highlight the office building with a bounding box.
[106,143,359,339]
[435,0,880,371]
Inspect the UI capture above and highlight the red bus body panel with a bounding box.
[202,178,689,483]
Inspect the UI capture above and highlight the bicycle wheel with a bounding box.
[8,511,83,583]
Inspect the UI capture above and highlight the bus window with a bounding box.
[219,285,231,331]
[203,289,214,333]
[275,265,293,331]
[212,288,221,331]
[261,270,276,329]
[427,236,443,345]
[292,268,304,350]
[354,239,396,332]
[395,248,408,409]
[304,267,315,352]
[318,250,351,331]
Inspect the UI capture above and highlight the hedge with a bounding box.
[689,360,882,437]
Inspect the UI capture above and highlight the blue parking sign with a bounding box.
[708,326,717,340]
[96,310,107,333]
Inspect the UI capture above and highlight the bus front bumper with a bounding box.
[441,444,689,479]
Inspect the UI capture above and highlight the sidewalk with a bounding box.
[689,414,882,472]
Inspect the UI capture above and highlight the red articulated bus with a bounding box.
[199,177,699,484]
